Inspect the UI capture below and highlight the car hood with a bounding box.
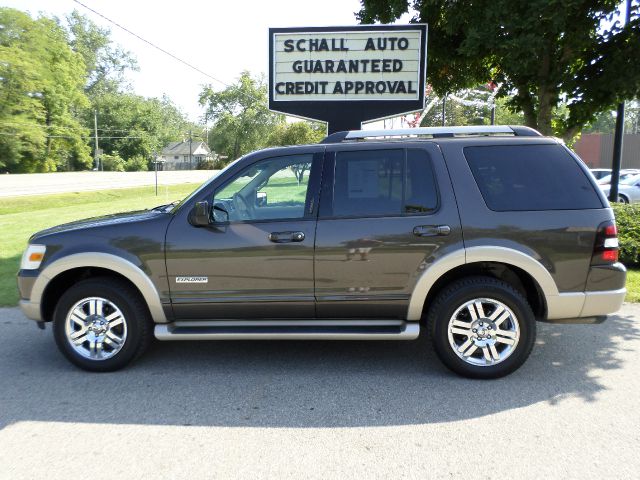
[30,209,165,241]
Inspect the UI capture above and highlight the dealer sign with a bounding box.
[269,24,427,133]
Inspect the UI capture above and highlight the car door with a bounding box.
[165,148,323,319]
[314,142,463,319]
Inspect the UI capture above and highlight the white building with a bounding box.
[160,141,214,170]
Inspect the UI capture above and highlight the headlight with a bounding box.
[20,244,47,270]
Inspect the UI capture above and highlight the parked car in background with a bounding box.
[590,168,611,180]
[598,169,640,185]
[600,174,640,203]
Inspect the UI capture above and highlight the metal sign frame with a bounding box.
[269,24,428,133]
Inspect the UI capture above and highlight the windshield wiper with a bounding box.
[151,200,180,212]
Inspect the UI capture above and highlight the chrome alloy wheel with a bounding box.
[447,298,520,366]
[64,297,128,360]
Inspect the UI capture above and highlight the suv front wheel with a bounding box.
[52,277,152,372]
[427,276,536,379]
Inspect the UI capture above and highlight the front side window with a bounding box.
[212,154,313,222]
[327,149,438,217]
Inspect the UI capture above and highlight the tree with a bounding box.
[0,8,91,172]
[90,92,198,164]
[66,10,138,95]
[200,72,283,162]
[358,0,640,139]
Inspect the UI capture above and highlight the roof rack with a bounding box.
[320,125,542,144]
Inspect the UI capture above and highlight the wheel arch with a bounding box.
[407,246,558,321]
[34,253,168,324]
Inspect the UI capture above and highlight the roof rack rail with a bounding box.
[320,125,542,144]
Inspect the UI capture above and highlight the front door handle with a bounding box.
[268,231,305,243]
[413,225,451,237]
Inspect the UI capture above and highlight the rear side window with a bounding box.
[328,149,438,217]
[464,144,603,211]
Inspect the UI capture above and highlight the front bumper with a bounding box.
[19,299,41,321]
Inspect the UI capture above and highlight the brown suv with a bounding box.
[17,126,626,378]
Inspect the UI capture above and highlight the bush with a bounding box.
[124,155,148,172]
[612,203,640,266]
[100,153,125,172]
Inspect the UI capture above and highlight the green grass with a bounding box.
[626,269,640,303]
[0,183,200,306]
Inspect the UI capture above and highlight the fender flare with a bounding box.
[406,246,561,321]
[32,252,168,323]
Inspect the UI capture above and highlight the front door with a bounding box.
[165,150,323,319]
[314,143,463,319]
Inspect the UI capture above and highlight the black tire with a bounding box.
[618,195,629,204]
[53,277,152,372]
[427,276,536,379]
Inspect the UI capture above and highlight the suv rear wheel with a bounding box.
[52,277,152,372]
[427,276,536,379]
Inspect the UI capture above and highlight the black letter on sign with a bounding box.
[365,38,375,50]
[275,83,285,94]
[292,60,302,73]
[284,39,294,52]
[397,37,409,50]
[393,59,403,72]
[296,39,306,51]
[333,82,344,94]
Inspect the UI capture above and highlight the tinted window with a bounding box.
[406,149,438,213]
[329,149,438,217]
[465,145,602,211]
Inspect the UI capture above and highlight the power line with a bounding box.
[71,0,265,108]
[72,0,230,89]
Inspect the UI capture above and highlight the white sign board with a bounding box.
[271,28,426,102]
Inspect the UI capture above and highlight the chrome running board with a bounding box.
[154,319,420,341]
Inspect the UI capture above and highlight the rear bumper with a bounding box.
[545,288,626,324]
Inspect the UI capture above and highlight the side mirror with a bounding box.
[212,202,229,223]
[256,191,267,207]
[189,201,210,227]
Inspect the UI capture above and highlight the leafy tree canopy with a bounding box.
[200,72,284,162]
[0,8,91,172]
[358,0,640,139]
[66,9,138,95]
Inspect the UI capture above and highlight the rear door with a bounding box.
[313,142,463,319]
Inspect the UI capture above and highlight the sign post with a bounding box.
[269,24,427,133]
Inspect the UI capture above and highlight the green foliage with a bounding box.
[358,1,640,139]
[124,155,148,172]
[66,10,138,95]
[266,121,326,146]
[100,152,125,171]
[612,203,640,266]
[0,8,91,172]
[90,92,197,162]
[200,72,284,163]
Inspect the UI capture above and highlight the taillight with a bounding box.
[592,220,619,265]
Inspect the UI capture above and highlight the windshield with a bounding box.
[621,174,640,185]
[168,156,244,213]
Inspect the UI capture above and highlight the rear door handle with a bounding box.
[268,231,305,243]
[413,225,451,237]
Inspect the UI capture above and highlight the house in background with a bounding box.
[160,141,214,170]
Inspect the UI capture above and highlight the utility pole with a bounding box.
[610,0,632,203]
[93,109,99,171]
[491,104,496,125]
[189,129,193,170]
[441,96,446,127]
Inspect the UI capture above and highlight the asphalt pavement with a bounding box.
[0,170,218,197]
[0,304,639,479]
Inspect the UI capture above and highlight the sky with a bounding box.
[5,0,412,122]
